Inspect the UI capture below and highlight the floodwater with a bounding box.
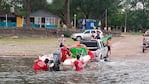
[0,56,149,84]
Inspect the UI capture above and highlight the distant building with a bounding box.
[29,10,61,28]
[0,10,61,28]
[79,19,97,30]
[0,13,15,27]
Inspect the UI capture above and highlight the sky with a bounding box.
[47,0,53,4]
[136,2,143,9]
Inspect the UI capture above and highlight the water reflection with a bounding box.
[0,56,36,72]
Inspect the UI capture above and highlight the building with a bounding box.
[0,13,16,27]
[0,10,61,28]
[29,10,60,28]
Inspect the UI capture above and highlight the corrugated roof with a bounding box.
[30,10,58,17]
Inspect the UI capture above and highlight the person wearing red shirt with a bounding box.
[87,50,94,62]
[73,55,84,71]
[61,45,72,62]
[33,58,49,72]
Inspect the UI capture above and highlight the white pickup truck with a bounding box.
[71,29,103,41]
[80,39,108,61]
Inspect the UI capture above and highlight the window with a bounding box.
[91,31,95,33]
[35,17,41,24]
[45,17,55,25]
[84,31,90,34]
[30,18,34,23]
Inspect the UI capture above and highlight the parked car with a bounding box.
[80,39,108,61]
[71,29,103,41]
[143,30,149,53]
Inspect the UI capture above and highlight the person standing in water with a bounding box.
[104,37,112,61]
[73,55,84,71]
[58,34,65,47]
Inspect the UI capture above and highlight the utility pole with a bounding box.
[5,14,7,27]
[124,12,127,33]
[74,14,77,29]
[105,9,108,29]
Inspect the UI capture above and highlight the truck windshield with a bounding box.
[81,41,98,47]
[84,31,90,34]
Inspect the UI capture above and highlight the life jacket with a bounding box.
[88,50,94,61]
[73,60,84,71]
[33,59,48,71]
[61,47,70,62]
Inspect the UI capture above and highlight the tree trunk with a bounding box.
[24,0,31,29]
[65,0,71,28]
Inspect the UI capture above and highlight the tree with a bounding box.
[23,0,31,28]
[125,0,149,31]
[70,0,121,29]
[30,0,48,12]
[65,0,71,28]
[0,0,11,13]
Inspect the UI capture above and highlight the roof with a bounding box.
[30,10,59,18]
[0,13,16,17]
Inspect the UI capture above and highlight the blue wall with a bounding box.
[79,19,97,30]
[0,22,57,28]
[0,22,16,27]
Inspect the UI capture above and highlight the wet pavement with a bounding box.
[0,56,149,84]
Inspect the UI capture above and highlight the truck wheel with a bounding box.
[142,45,146,53]
[76,36,82,41]
[99,54,102,59]
[104,53,109,61]
[143,48,145,53]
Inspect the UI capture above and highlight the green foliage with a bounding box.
[109,13,125,26]
[30,0,48,12]
[47,0,65,21]
[0,0,11,13]
[63,30,73,37]
[15,7,27,16]
[1,0,149,32]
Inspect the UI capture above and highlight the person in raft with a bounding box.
[33,58,49,72]
[73,54,84,71]
[70,43,94,62]
[61,45,72,62]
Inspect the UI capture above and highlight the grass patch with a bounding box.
[0,36,79,45]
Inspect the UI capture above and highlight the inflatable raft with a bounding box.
[38,45,93,71]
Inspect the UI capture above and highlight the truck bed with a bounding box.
[80,40,99,51]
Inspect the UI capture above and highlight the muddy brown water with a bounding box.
[0,35,149,84]
[0,56,149,84]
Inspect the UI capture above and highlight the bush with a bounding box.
[63,30,73,37]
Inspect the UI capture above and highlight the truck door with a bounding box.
[91,30,96,39]
[96,40,108,57]
[83,30,91,40]
[99,41,108,57]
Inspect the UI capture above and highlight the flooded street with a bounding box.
[1,35,149,84]
[1,56,149,84]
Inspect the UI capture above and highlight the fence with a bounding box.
[0,28,58,37]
